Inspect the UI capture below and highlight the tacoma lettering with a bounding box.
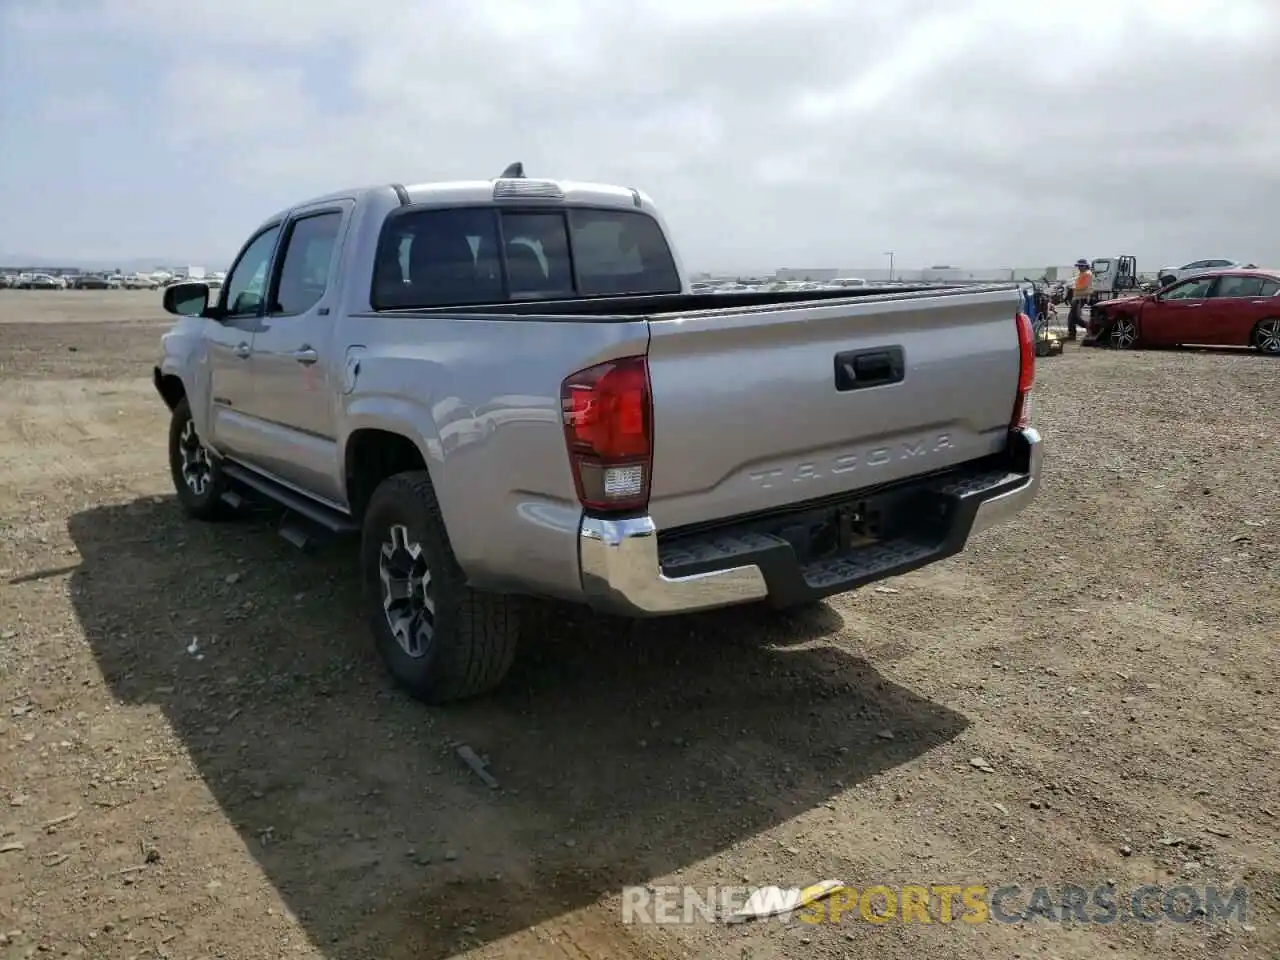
[748,435,954,488]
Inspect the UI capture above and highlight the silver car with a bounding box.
[1157,259,1256,288]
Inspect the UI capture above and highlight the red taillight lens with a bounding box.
[561,355,653,513]
[1011,311,1036,429]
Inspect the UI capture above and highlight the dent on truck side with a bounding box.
[334,312,651,602]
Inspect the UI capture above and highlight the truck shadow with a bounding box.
[67,496,967,959]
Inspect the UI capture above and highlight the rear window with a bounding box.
[372,205,681,309]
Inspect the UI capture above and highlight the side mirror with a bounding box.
[163,281,211,317]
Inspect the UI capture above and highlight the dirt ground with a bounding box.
[0,290,1276,960]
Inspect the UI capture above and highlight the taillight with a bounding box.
[561,355,653,513]
[1011,312,1035,429]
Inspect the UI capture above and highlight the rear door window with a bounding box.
[272,211,343,315]
[372,208,503,308]
[1212,275,1265,298]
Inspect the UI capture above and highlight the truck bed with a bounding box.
[364,283,1015,320]
[337,282,1026,596]
[357,282,1025,529]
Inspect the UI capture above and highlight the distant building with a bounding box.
[920,266,1014,282]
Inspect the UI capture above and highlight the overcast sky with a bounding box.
[2,0,1277,273]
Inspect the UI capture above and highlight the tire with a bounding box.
[360,470,519,704]
[1252,319,1280,355]
[1108,317,1138,349]
[168,396,229,519]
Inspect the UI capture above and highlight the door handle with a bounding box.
[290,346,319,365]
[233,342,251,359]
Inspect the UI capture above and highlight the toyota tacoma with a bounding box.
[153,164,1043,703]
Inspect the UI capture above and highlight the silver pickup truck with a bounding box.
[154,164,1043,703]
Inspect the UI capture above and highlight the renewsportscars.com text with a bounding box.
[622,883,1249,925]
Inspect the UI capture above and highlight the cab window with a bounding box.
[370,205,681,309]
[1163,277,1216,300]
[223,226,281,316]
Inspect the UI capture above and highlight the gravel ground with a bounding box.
[0,290,1276,960]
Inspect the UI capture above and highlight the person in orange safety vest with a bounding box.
[1067,258,1093,340]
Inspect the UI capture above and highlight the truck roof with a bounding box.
[262,177,656,229]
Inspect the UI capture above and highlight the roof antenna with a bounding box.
[500,161,525,179]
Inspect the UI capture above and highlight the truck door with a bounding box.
[204,223,282,458]
[238,199,354,503]
[1116,256,1136,291]
[1091,258,1113,294]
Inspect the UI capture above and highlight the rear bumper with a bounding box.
[579,515,770,616]
[579,427,1043,617]
[967,427,1043,536]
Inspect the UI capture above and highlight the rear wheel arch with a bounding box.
[343,427,434,521]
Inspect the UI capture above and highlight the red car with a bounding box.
[1086,269,1280,354]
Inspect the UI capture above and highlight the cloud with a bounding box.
[2,0,1278,270]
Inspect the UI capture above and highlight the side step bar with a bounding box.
[220,463,358,550]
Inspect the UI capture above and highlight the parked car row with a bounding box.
[0,272,85,289]
[0,271,225,291]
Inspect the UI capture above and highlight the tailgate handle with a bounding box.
[834,347,904,391]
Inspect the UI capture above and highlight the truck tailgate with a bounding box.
[644,288,1023,530]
